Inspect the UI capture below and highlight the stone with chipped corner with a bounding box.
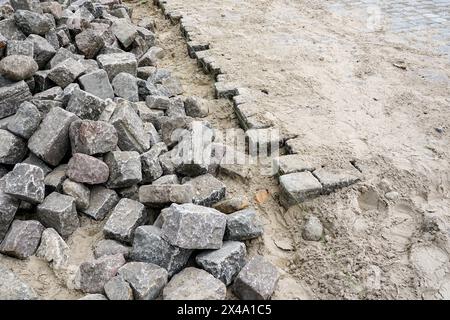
[69,120,118,156]
[78,69,114,100]
[14,10,53,36]
[66,88,107,121]
[0,219,44,259]
[196,241,246,285]
[94,239,130,259]
[26,34,56,69]
[225,208,263,241]
[163,267,226,300]
[4,163,45,204]
[131,225,192,276]
[7,102,42,139]
[67,153,109,185]
[37,192,79,238]
[279,171,323,208]
[111,19,137,48]
[232,255,280,300]
[184,174,226,207]
[44,164,67,192]
[103,198,146,244]
[36,227,70,269]
[83,186,119,221]
[62,179,90,211]
[48,58,86,88]
[0,129,27,165]
[104,276,133,300]
[75,28,104,59]
[104,151,142,189]
[112,72,139,102]
[138,184,193,207]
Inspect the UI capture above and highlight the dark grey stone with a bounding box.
[83,186,119,221]
[104,151,142,189]
[184,174,226,207]
[75,28,104,59]
[138,184,194,208]
[0,80,32,119]
[14,10,53,36]
[0,129,27,165]
[7,102,42,139]
[78,69,114,100]
[225,208,263,241]
[4,163,45,204]
[66,88,107,121]
[27,34,56,69]
[0,219,44,259]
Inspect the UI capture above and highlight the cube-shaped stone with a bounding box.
[67,153,109,185]
[62,179,90,211]
[196,241,246,285]
[131,225,192,276]
[48,58,86,88]
[83,186,119,221]
[7,102,42,139]
[78,69,114,100]
[184,174,226,207]
[138,184,194,207]
[312,168,361,194]
[111,19,137,48]
[35,227,70,270]
[94,239,130,259]
[279,171,323,208]
[140,142,167,183]
[104,276,133,300]
[69,120,118,156]
[14,10,53,36]
[104,151,142,189]
[0,219,44,259]
[3,163,45,204]
[225,208,263,241]
[27,34,56,69]
[43,164,67,192]
[6,40,34,56]
[66,88,107,121]
[28,107,80,166]
[232,255,280,300]
[103,198,146,244]
[161,203,227,250]
[0,80,32,119]
[0,130,27,165]
[75,28,104,59]
[37,192,79,238]
[273,155,315,176]
[112,72,138,102]
[97,53,137,81]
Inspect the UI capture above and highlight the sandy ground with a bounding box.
[1,0,449,300]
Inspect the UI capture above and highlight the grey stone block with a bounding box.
[35,227,70,270]
[118,262,168,300]
[27,34,56,69]
[5,40,34,56]
[14,10,53,36]
[0,266,37,300]
[0,219,44,259]
[279,171,323,208]
[83,186,119,221]
[94,239,130,259]
[7,102,42,139]
[22,153,52,177]
[0,19,26,41]
[103,198,146,244]
[48,58,86,88]
[184,174,226,207]
[67,153,109,185]
[0,183,20,243]
[104,151,142,189]
[0,129,27,165]
[161,203,226,250]
[3,163,45,204]
[138,184,194,207]
[273,155,315,175]
[0,80,32,119]
[75,28,104,59]
[138,46,164,67]
[97,52,137,81]
[131,225,192,276]
[225,208,263,241]
[163,267,226,300]
[28,107,79,166]
[104,276,133,300]
[140,142,167,183]
[78,69,114,100]
[37,192,79,238]
[43,164,67,192]
[69,120,118,156]
[62,179,90,211]
[152,174,179,185]
[184,96,209,118]
[232,255,280,300]
[312,168,361,194]
[66,88,107,121]
[111,18,137,48]
[112,72,138,102]
[196,241,246,285]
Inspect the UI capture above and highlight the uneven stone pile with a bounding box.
[0,0,280,300]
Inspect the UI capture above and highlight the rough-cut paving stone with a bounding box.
[6,102,41,139]
[225,208,264,241]
[5,40,31,57]
[302,215,323,241]
[10,0,42,13]
[104,151,142,189]
[97,52,137,81]
[0,183,20,243]
[112,72,139,102]
[75,253,126,294]
[48,47,82,69]
[35,227,70,269]
[196,241,246,285]
[0,55,38,81]
[48,58,86,88]
[28,107,80,166]
[144,121,161,146]
[111,19,137,48]
[312,168,361,194]
[279,171,323,208]
[4,163,45,204]
[0,129,27,165]
[161,203,226,250]
[232,255,280,300]
[26,34,56,69]
[118,262,168,300]
[109,102,149,153]
[22,154,51,177]
[94,239,130,259]
[163,267,226,300]
[75,28,104,59]
[184,174,226,207]
[69,120,118,156]
[78,69,114,100]
[37,192,79,238]
[145,95,171,110]
[33,70,52,92]
[14,10,53,36]
[213,196,250,214]
[140,142,167,183]
[0,266,38,300]
[137,66,155,80]
[0,80,32,119]
[131,225,192,276]
[44,164,67,192]
[78,294,107,300]
[184,96,209,118]
[273,155,316,175]
[67,153,109,185]
[139,184,193,207]
[152,174,179,185]
[0,220,44,259]
[104,198,146,244]
[62,180,90,211]
[83,186,119,221]
[66,88,106,121]
[138,46,164,67]
[104,276,133,300]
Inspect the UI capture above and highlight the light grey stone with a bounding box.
[83,186,119,221]
[69,120,118,156]
[0,180,20,243]
[138,184,193,208]
[35,227,70,269]
[138,46,164,67]
[279,171,323,208]
[312,167,361,194]
[37,192,79,238]
[184,174,226,207]
[28,107,80,166]
[118,262,168,300]
[78,294,107,300]
[104,151,142,189]
[103,198,146,244]
[0,219,44,259]
[14,10,53,36]
[131,225,192,276]
[5,40,34,56]
[111,19,137,48]
[66,88,107,121]
[75,253,126,294]
[302,215,323,241]
[10,0,42,13]
[97,52,137,81]
[273,155,315,175]
[0,266,38,300]
[7,102,42,139]
[232,255,280,300]
[66,153,109,185]
[145,95,171,110]
[0,129,27,165]
[163,267,226,300]
[152,174,179,185]
[78,69,114,100]
[75,28,104,59]
[47,47,82,69]
[143,122,161,146]
[4,163,45,204]
[44,164,67,192]
[112,72,138,102]
[225,208,263,241]
[196,241,246,285]
[48,58,86,88]
[140,142,167,183]
[22,153,52,177]
[94,239,130,259]
[104,276,133,300]
[161,203,226,250]
[0,80,32,119]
